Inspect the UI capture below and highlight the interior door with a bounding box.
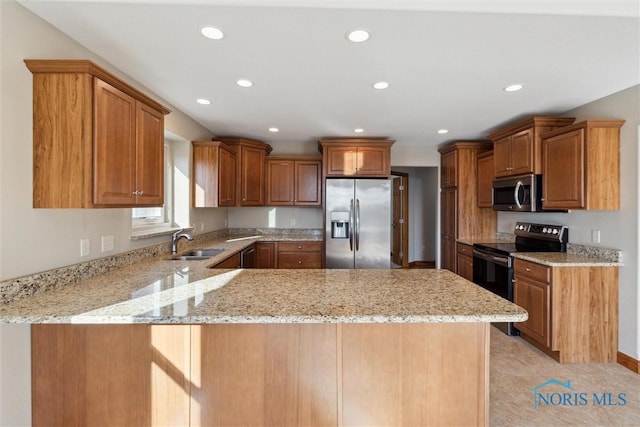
[391,173,408,268]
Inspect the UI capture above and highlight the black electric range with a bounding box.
[472,222,568,335]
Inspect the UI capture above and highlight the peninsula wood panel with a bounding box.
[191,324,338,427]
[31,325,191,427]
[341,323,489,427]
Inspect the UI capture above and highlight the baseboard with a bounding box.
[617,351,640,374]
[408,260,435,269]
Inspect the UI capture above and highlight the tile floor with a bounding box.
[490,327,640,426]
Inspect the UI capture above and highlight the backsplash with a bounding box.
[0,228,320,304]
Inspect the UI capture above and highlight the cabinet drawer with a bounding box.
[278,241,322,252]
[277,253,322,269]
[514,259,550,283]
[457,243,473,257]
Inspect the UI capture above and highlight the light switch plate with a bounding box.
[101,235,115,252]
[591,230,601,243]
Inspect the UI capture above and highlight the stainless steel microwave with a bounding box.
[492,174,543,212]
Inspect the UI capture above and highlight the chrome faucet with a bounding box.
[171,229,194,254]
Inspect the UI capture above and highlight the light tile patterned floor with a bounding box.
[490,327,640,426]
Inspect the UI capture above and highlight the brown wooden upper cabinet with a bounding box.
[542,120,624,210]
[317,138,395,178]
[476,151,494,208]
[192,141,237,207]
[266,157,322,206]
[216,137,273,207]
[488,117,575,178]
[26,60,171,208]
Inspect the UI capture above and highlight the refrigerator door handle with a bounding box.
[349,198,354,252]
[355,199,361,251]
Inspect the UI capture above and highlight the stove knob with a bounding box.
[542,227,548,233]
[552,229,559,234]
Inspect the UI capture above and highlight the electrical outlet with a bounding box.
[101,235,114,252]
[591,230,601,243]
[80,239,90,257]
[200,222,204,231]
[290,218,296,227]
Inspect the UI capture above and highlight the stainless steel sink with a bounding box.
[171,248,226,260]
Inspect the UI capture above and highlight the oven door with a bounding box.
[472,248,513,301]
[472,248,518,335]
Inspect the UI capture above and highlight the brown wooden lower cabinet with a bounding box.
[32,322,489,427]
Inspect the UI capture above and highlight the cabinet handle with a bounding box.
[139,190,144,196]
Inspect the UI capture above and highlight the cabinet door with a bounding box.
[493,136,512,178]
[514,275,551,347]
[93,79,137,206]
[457,253,473,281]
[266,160,294,205]
[239,146,266,206]
[476,153,494,208]
[542,129,585,209]
[135,102,164,206]
[440,188,457,272]
[254,242,276,268]
[219,146,236,206]
[510,128,534,175]
[356,146,389,177]
[294,160,321,206]
[440,150,457,187]
[325,147,357,176]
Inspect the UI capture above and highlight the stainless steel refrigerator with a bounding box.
[325,179,391,269]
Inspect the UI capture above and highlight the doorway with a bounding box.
[391,172,409,268]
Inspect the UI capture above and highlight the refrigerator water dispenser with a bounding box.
[330,211,350,239]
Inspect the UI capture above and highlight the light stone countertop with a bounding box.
[512,252,620,267]
[0,238,527,324]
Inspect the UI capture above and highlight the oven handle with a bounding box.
[472,249,511,267]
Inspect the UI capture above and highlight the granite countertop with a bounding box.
[513,252,620,267]
[0,238,527,324]
[459,238,621,266]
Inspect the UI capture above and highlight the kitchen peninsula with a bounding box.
[0,245,526,427]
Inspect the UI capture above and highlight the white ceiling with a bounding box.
[18,1,640,149]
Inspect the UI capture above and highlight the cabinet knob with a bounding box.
[298,260,302,264]
[525,267,531,272]
[298,245,302,249]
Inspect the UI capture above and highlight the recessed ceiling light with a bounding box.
[373,81,389,90]
[437,129,449,134]
[268,127,279,133]
[236,79,253,88]
[200,26,224,40]
[504,84,524,92]
[346,29,370,43]
[196,98,211,105]
[354,128,364,133]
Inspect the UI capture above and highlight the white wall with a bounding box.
[496,85,640,359]
[0,2,220,424]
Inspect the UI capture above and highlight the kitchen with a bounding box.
[1,1,639,426]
